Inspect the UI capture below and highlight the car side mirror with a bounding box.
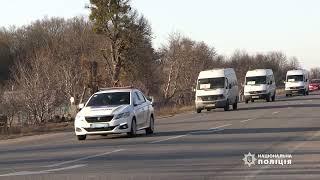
[147,96,154,105]
[78,103,84,110]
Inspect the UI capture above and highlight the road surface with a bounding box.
[1,93,320,180]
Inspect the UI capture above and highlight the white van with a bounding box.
[195,68,239,113]
[244,69,276,103]
[285,69,309,96]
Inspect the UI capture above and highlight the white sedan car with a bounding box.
[74,88,155,141]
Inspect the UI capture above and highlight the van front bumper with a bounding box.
[245,93,268,100]
[285,89,305,95]
[196,99,227,109]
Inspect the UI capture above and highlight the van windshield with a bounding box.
[287,75,303,82]
[197,77,225,90]
[246,76,267,85]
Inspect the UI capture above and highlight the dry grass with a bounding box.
[0,122,73,140]
[155,105,194,118]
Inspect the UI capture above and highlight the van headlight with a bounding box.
[114,112,130,119]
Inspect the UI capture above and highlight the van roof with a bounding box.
[287,69,308,76]
[246,69,273,77]
[198,68,235,79]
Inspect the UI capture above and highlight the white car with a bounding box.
[74,87,155,141]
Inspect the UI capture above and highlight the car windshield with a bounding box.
[246,76,267,85]
[287,75,303,82]
[86,92,130,107]
[197,77,225,90]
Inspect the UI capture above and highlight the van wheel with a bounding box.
[272,93,276,101]
[145,116,154,135]
[266,94,271,102]
[196,109,202,113]
[127,119,137,137]
[233,101,238,110]
[77,135,86,141]
[224,100,230,111]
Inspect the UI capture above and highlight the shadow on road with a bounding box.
[239,103,320,111]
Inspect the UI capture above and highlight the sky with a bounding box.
[0,0,319,69]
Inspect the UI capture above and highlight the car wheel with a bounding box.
[286,94,289,97]
[224,100,230,111]
[207,109,211,112]
[251,99,255,103]
[77,135,86,141]
[196,109,202,113]
[145,116,154,135]
[127,119,137,137]
[245,99,249,104]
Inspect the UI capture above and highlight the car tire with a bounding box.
[207,109,211,112]
[127,119,137,137]
[286,94,289,97]
[224,100,230,111]
[77,135,86,141]
[251,99,255,103]
[145,116,154,135]
[196,109,202,113]
[245,99,249,104]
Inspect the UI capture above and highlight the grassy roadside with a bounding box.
[0,89,286,141]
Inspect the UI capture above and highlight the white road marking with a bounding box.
[272,111,280,115]
[0,164,86,177]
[240,118,254,123]
[45,149,124,168]
[150,135,188,144]
[209,124,232,130]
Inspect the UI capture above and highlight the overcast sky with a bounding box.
[0,0,319,69]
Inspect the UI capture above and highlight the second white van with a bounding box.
[244,69,276,103]
[195,68,239,113]
[285,69,309,96]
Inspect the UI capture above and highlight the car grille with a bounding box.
[85,116,114,123]
[200,95,221,101]
[84,126,116,132]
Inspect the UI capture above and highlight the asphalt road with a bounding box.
[1,92,320,180]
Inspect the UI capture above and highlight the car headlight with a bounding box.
[75,115,85,121]
[114,112,130,120]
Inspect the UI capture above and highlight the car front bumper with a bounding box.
[75,118,131,136]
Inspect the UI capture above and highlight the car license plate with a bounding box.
[292,91,298,93]
[90,123,109,128]
[252,96,259,99]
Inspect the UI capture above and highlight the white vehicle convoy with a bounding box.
[195,68,239,113]
[285,69,309,96]
[244,69,276,103]
[74,87,154,141]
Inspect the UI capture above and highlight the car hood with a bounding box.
[244,84,267,93]
[78,105,131,117]
[286,81,304,88]
[196,88,225,96]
